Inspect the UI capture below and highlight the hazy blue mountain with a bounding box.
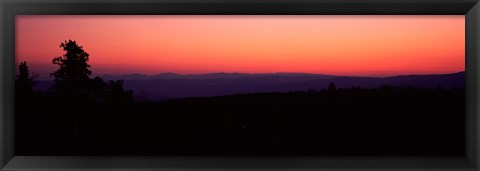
[32,72,465,101]
[289,72,465,90]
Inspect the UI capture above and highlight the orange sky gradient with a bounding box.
[16,15,465,79]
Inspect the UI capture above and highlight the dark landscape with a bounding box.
[17,71,465,156]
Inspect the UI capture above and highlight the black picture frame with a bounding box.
[1,0,479,170]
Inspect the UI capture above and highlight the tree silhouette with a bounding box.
[105,80,134,104]
[16,61,34,95]
[90,76,108,103]
[50,40,92,95]
[88,76,134,104]
[328,82,337,92]
[49,39,134,104]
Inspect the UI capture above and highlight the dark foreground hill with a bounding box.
[16,86,464,156]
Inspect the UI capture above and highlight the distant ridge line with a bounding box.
[98,71,465,80]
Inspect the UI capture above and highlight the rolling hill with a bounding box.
[32,71,465,101]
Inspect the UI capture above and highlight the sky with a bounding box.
[16,15,465,79]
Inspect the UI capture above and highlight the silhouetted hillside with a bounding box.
[16,86,464,156]
[293,71,465,90]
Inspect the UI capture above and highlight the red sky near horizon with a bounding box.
[16,15,464,79]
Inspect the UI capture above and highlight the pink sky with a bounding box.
[16,15,465,79]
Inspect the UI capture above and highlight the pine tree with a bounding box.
[50,40,92,95]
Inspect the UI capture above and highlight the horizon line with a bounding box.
[32,70,466,81]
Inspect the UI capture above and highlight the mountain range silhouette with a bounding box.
[33,71,465,101]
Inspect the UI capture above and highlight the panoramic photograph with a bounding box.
[15,15,465,155]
